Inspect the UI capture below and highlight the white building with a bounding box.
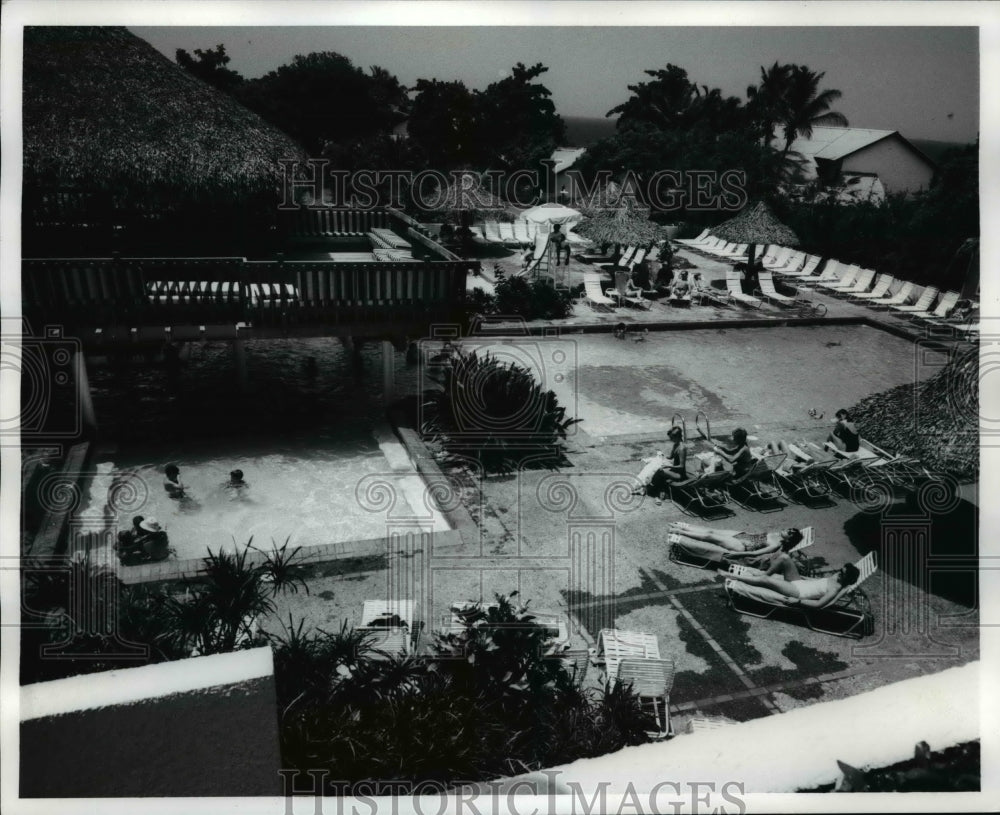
[781,126,937,199]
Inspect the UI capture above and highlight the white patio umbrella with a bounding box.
[520,203,582,225]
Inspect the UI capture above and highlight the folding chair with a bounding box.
[358,599,418,659]
[668,470,733,516]
[618,658,676,739]
[592,628,660,686]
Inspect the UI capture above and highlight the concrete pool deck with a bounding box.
[263,313,979,733]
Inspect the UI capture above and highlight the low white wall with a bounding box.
[493,661,979,795]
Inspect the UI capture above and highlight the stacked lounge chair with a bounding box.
[725,269,764,309]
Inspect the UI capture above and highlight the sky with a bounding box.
[131,25,979,143]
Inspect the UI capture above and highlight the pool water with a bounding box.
[81,337,445,564]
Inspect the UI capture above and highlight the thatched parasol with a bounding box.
[709,201,799,269]
[851,346,978,481]
[22,27,310,203]
[574,206,666,248]
[425,172,520,224]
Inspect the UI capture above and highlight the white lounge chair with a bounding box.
[911,290,961,322]
[817,263,860,293]
[770,250,806,273]
[676,228,711,246]
[755,270,800,307]
[797,258,842,286]
[593,628,660,686]
[830,267,876,297]
[890,285,938,316]
[725,269,763,309]
[851,274,894,301]
[867,280,914,310]
[584,271,617,310]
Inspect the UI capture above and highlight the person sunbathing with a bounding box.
[634,427,687,502]
[669,521,803,560]
[724,562,861,609]
[711,428,755,477]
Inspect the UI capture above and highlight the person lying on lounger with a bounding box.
[724,562,861,609]
[669,521,803,560]
[756,440,812,473]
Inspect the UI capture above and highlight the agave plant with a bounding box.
[422,349,581,473]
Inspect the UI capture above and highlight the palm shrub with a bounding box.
[421,348,581,473]
[273,592,652,789]
[493,269,574,320]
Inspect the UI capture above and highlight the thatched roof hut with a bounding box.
[574,207,666,247]
[851,345,978,481]
[23,27,309,202]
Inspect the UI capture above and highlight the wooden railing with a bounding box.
[22,256,472,331]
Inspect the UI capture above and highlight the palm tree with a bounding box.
[780,65,849,154]
[746,61,792,145]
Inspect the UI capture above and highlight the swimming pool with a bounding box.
[80,337,446,565]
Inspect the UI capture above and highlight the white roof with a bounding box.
[550,147,586,174]
[780,126,897,160]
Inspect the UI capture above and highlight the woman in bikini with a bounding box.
[826,409,861,454]
[724,562,861,609]
[711,428,755,477]
[668,522,804,560]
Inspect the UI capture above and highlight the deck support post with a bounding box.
[382,340,395,404]
[75,350,98,434]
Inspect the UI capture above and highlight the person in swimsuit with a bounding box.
[712,428,755,477]
[648,426,688,504]
[163,464,186,498]
[826,409,860,454]
[725,562,861,609]
[668,522,803,559]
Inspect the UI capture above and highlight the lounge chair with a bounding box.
[725,270,764,309]
[584,271,618,310]
[358,599,418,659]
[830,267,876,297]
[564,229,591,247]
[668,525,815,571]
[727,454,786,508]
[676,228,711,246]
[866,280,915,310]
[769,250,806,274]
[797,259,843,287]
[717,242,749,260]
[606,269,651,309]
[618,658,676,738]
[693,276,732,308]
[755,271,800,307]
[817,264,860,293]
[910,290,961,323]
[724,552,878,638]
[497,222,518,245]
[890,285,939,317]
[592,628,660,686]
[668,469,733,515]
[773,454,836,503]
[577,244,619,264]
[512,220,531,244]
[850,274,894,302]
[598,246,636,270]
[482,221,505,244]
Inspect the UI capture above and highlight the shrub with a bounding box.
[275,593,653,788]
[421,348,581,473]
[493,267,574,320]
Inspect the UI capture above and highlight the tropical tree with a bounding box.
[779,65,849,154]
[407,78,480,169]
[421,349,581,473]
[745,61,791,145]
[175,44,245,94]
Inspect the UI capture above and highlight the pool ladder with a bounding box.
[695,411,713,443]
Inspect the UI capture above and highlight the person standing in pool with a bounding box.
[163,464,186,498]
[226,469,249,499]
